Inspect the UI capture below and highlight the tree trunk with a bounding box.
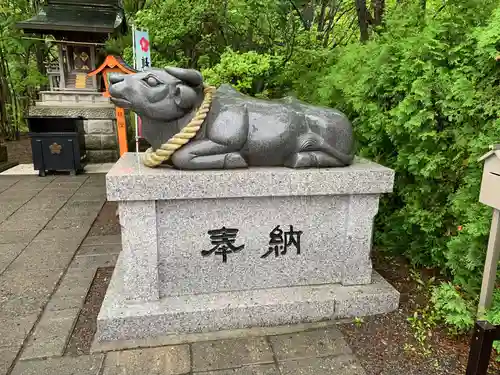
[35,44,46,75]
[420,0,426,12]
[355,0,369,42]
[3,46,19,140]
[287,0,310,30]
[322,3,336,47]
[317,0,328,32]
[302,0,315,30]
[0,45,12,141]
[372,0,384,26]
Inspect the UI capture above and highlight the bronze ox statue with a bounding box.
[108,67,355,169]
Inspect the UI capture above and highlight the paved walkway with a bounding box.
[0,175,366,375]
[1,163,115,176]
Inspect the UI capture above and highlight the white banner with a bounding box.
[133,29,151,71]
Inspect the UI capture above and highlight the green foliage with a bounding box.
[307,0,500,307]
[353,317,364,327]
[407,304,439,356]
[485,291,500,359]
[134,0,295,70]
[406,269,439,355]
[431,283,475,334]
[0,0,48,138]
[202,49,282,96]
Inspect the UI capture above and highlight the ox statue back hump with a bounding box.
[108,67,355,170]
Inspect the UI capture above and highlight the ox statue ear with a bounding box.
[174,85,198,109]
[165,67,203,87]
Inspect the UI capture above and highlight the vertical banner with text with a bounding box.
[133,29,151,71]
[133,28,151,152]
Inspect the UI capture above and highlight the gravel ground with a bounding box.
[87,201,120,237]
[6,134,33,164]
[66,201,120,355]
[339,253,500,375]
[65,267,114,356]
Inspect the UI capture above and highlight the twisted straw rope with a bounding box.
[143,85,217,167]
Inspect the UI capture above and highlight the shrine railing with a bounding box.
[46,61,62,90]
[48,74,61,90]
[45,62,60,74]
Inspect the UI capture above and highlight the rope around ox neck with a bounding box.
[143,85,216,168]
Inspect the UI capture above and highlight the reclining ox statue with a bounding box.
[108,67,355,169]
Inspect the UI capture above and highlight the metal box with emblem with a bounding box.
[27,116,87,176]
[479,145,500,210]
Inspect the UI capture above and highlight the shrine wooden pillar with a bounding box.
[57,44,66,90]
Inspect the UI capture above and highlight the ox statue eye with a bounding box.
[143,76,161,87]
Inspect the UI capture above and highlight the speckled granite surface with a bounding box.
[96,154,399,347]
[105,153,394,201]
[97,251,399,344]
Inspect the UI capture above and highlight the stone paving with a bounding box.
[0,175,367,375]
[0,163,115,176]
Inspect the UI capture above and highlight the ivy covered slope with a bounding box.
[309,0,500,329]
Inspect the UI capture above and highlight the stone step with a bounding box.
[40,91,110,104]
[94,252,399,348]
[29,105,116,120]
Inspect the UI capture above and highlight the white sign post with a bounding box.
[477,144,500,317]
[132,27,151,153]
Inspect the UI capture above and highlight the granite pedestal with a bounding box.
[95,153,399,347]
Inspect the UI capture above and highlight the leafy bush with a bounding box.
[134,0,295,70]
[202,48,282,96]
[485,291,500,357]
[431,283,475,334]
[304,0,500,306]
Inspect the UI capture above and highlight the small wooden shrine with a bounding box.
[15,0,127,164]
[89,55,137,155]
[89,55,137,97]
[16,0,126,92]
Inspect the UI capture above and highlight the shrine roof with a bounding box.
[16,2,125,35]
[88,55,137,76]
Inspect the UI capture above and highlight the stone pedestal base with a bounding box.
[96,253,398,345]
[95,153,400,348]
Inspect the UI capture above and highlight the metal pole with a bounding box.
[478,209,500,316]
[132,26,140,154]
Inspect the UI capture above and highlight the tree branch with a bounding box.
[333,15,358,47]
[433,1,447,18]
[287,0,310,30]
